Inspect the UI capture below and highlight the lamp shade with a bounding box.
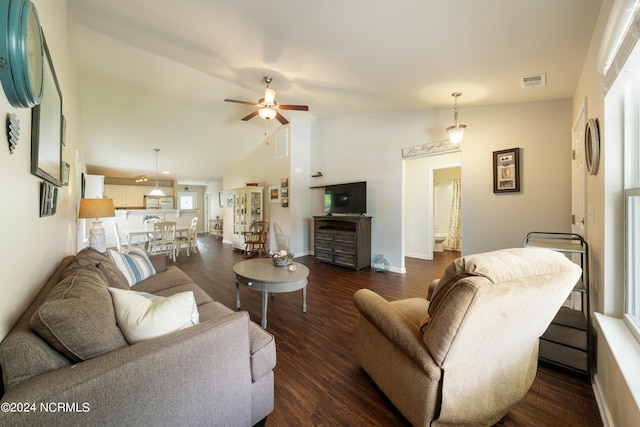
[78,198,115,219]
[264,87,276,105]
[447,124,466,144]
[259,107,277,120]
[148,188,166,197]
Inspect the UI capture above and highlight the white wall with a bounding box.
[309,100,572,272]
[573,0,640,424]
[462,100,573,254]
[0,1,86,340]
[223,126,293,253]
[289,116,313,256]
[205,181,224,223]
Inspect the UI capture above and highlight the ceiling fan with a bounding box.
[224,76,308,125]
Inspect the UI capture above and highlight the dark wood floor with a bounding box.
[174,235,603,426]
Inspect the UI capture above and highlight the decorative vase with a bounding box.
[372,254,390,273]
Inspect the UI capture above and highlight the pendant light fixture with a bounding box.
[148,148,166,197]
[446,92,466,144]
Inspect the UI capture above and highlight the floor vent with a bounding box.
[519,73,547,88]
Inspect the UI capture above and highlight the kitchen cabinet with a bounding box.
[104,185,172,209]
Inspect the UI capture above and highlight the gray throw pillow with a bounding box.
[31,264,128,362]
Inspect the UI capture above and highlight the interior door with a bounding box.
[569,99,587,310]
[572,99,587,238]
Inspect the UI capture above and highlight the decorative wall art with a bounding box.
[401,139,460,159]
[280,178,289,207]
[7,113,20,154]
[142,214,164,223]
[31,36,63,187]
[62,162,70,186]
[39,181,58,217]
[493,148,520,193]
[268,185,280,203]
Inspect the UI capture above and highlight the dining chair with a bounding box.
[113,223,126,252]
[175,217,198,257]
[143,218,160,250]
[150,221,177,261]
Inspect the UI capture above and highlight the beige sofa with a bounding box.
[353,247,582,427]
[0,248,275,427]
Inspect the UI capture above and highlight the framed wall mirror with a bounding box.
[31,36,63,187]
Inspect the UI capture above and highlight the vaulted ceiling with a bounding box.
[68,0,603,184]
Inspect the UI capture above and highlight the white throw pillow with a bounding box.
[108,288,199,344]
[108,247,156,286]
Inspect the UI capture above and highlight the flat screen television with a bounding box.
[324,181,367,215]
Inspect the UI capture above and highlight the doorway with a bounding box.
[404,151,462,260]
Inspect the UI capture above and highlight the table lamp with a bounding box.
[78,198,115,252]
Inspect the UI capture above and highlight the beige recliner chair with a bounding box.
[353,247,581,427]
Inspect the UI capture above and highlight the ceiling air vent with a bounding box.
[519,73,546,88]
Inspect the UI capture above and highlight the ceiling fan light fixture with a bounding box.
[259,107,277,120]
[148,148,166,197]
[446,92,466,144]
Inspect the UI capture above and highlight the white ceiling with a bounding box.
[68,0,603,184]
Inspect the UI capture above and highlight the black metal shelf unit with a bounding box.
[523,231,591,381]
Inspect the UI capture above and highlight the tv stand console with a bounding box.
[313,216,371,271]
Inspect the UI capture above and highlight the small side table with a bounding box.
[209,219,223,239]
[233,258,309,328]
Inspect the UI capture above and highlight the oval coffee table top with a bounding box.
[233,258,309,283]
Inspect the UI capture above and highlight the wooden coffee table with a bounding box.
[234,258,309,328]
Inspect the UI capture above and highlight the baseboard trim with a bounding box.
[592,374,614,427]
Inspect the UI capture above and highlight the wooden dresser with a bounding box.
[313,216,371,271]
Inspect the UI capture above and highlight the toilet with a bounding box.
[434,232,447,252]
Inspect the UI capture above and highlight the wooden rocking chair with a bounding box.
[243,221,269,258]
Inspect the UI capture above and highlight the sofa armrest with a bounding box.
[0,311,257,427]
[148,253,167,273]
[353,289,440,380]
[427,279,439,300]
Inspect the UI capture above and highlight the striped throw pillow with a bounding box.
[108,247,156,286]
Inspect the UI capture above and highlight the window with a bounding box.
[178,192,197,210]
[606,7,640,343]
[626,187,640,341]
[622,66,640,342]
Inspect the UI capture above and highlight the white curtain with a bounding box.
[447,179,462,250]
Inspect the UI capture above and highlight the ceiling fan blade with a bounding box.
[241,111,259,121]
[278,104,309,111]
[275,112,289,125]
[224,99,258,106]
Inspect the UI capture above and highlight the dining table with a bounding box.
[123,225,190,249]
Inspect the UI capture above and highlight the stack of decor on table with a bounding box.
[0,247,275,427]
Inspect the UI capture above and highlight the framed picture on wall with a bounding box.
[268,185,280,203]
[39,181,58,217]
[493,148,520,193]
